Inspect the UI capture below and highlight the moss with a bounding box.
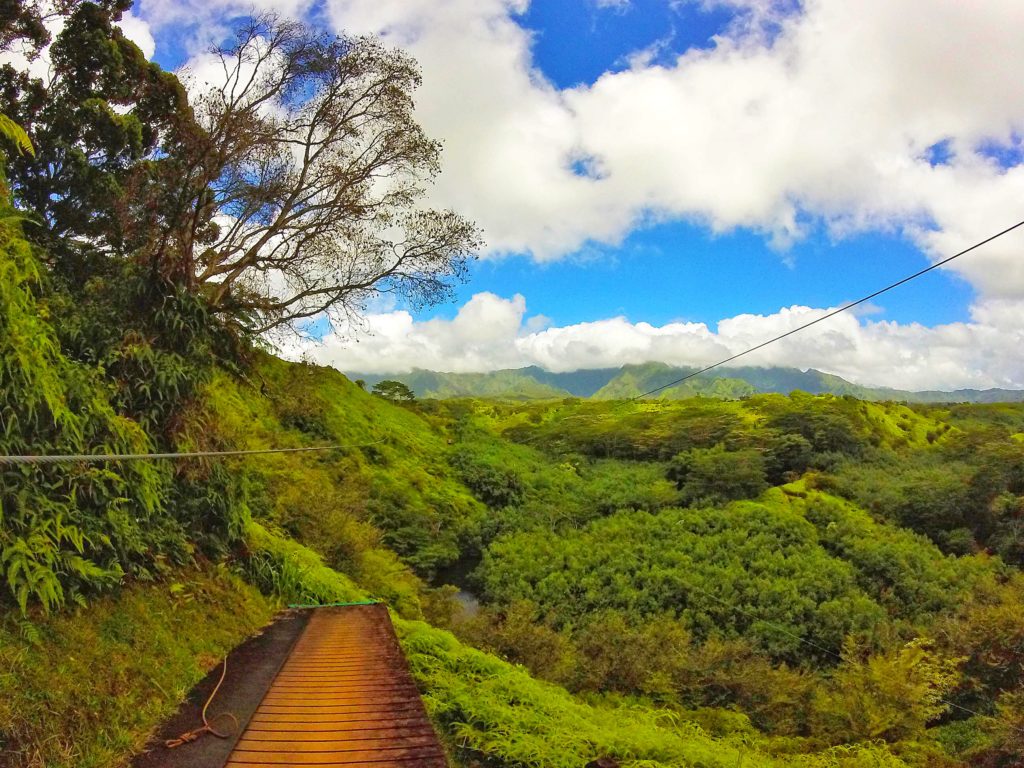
[0,564,274,768]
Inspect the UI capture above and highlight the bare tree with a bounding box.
[151,14,481,336]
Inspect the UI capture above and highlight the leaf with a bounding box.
[0,114,34,156]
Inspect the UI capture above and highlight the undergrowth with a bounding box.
[0,563,273,768]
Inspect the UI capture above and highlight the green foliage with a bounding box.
[0,0,193,266]
[810,638,962,744]
[0,563,273,768]
[372,379,417,402]
[800,490,980,620]
[504,398,748,460]
[0,0,194,263]
[668,444,768,505]
[451,443,526,508]
[0,214,172,613]
[396,616,908,768]
[478,500,888,663]
[196,356,486,577]
[0,113,32,157]
[823,436,1024,562]
[764,432,814,484]
[241,521,368,605]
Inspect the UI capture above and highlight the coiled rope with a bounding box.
[164,657,238,748]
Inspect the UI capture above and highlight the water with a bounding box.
[453,588,481,618]
[433,556,482,618]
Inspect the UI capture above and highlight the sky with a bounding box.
[129,0,1024,390]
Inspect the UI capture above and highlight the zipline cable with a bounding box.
[630,218,1024,401]
[0,439,386,466]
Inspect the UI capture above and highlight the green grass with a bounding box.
[396,616,909,768]
[0,564,274,768]
[193,356,486,577]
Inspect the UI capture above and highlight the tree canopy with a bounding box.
[163,14,481,335]
[0,5,480,340]
[372,379,416,402]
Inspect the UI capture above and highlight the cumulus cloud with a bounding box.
[135,0,1024,385]
[140,0,1024,289]
[318,0,1024,290]
[291,292,1024,391]
[118,12,157,59]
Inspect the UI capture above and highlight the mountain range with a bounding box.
[348,362,1024,403]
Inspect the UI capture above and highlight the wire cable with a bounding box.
[631,218,1024,400]
[0,439,385,466]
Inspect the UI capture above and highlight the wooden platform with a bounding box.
[225,604,446,768]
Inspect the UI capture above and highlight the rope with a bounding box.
[164,657,238,749]
[0,439,385,466]
[287,599,383,608]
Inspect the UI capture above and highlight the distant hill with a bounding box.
[348,363,1024,403]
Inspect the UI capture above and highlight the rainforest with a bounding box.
[2,2,1024,768]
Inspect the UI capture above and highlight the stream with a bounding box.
[433,556,482,618]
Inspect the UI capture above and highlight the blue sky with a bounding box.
[403,0,973,331]
[136,0,1024,388]
[454,224,974,329]
[148,0,973,330]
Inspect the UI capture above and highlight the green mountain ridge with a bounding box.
[350,362,1024,403]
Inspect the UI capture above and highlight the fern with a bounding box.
[0,114,33,157]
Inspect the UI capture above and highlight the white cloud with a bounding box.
[142,1,1024,386]
[594,0,632,11]
[320,0,1024,293]
[119,12,157,60]
[146,0,1024,294]
[292,291,1024,391]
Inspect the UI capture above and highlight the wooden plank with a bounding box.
[241,725,437,739]
[248,708,425,724]
[233,735,441,752]
[226,745,445,764]
[226,759,447,768]
[224,605,446,768]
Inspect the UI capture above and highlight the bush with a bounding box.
[0,217,172,612]
[668,445,768,505]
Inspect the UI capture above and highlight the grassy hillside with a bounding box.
[9,345,1024,766]
[0,565,274,767]
[5,215,1024,767]
[194,355,486,580]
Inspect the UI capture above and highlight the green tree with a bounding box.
[668,444,767,506]
[372,380,416,402]
[810,638,962,744]
[0,0,195,267]
[764,432,813,484]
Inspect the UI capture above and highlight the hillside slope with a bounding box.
[2,219,1016,768]
[352,362,1024,403]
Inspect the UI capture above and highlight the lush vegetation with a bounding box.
[0,564,274,767]
[2,3,1024,768]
